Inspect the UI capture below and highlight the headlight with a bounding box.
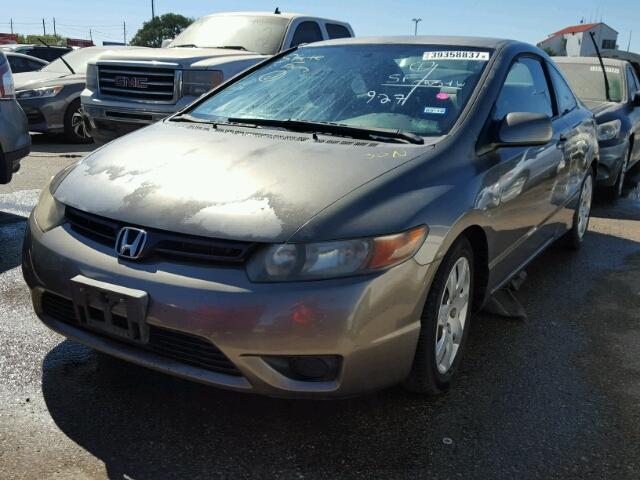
[181,70,223,97]
[247,226,428,282]
[16,85,63,99]
[597,119,621,141]
[33,181,65,233]
[33,163,77,232]
[86,64,98,91]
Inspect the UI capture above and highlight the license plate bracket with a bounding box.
[70,275,149,343]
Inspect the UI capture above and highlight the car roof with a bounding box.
[6,52,48,63]
[304,35,513,49]
[553,56,627,67]
[201,11,349,23]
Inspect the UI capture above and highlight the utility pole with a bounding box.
[412,18,422,36]
[151,0,156,20]
[10,19,13,34]
[123,21,127,44]
[42,18,46,35]
[89,29,93,42]
[53,18,57,36]
[628,31,633,52]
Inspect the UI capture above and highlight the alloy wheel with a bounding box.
[435,257,471,375]
[71,108,91,140]
[577,174,593,239]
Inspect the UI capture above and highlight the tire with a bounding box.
[64,99,93,144]
[404,236,474,395]
[604,145,630,202]
[564,169,594,250]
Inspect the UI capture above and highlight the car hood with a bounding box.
[582,99,620,116]
[13,71,85,90]
[54,122,434,243]
[95,47,265,69]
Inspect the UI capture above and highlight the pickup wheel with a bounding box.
[404,237,474,395]
[64,99,93,144]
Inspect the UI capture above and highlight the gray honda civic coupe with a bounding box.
[23,36,598,398]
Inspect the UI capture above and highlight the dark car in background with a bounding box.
[6,52,48,73]
[13,46,147,143]
[25,36,598,398]
[554,56,640,198]
[0,52,31,183]
[10,45,72,62]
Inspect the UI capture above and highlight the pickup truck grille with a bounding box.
[98,64,177,103]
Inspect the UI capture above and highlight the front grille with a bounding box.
[41,292,242,376]
[98,64,177,102]
[65,206,257,265]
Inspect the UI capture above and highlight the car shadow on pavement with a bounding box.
[0,211,26,274]
[30,133,95,155]
[40,230,639,480]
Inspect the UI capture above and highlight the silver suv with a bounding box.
[0,51,30,184]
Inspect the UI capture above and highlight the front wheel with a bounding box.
[564,169,594,250]
[64,99,93,144]
[404,237,474,395]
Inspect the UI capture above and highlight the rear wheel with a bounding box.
[64,99,93,144]
[404,237,474,395]
[565,170,593,250]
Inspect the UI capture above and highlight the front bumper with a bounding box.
[17,96,71,134]
[596,139,629,186]
[23,214,435,398]
[81,93,197,144]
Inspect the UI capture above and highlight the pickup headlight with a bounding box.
[246,226,428,282]
[181,70,223,97]
[86,64,98,91]
[597,119,621,141]
[16,85,63,99]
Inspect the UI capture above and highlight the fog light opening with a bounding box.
[263,355,341,382]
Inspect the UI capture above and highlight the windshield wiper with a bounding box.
[226,117,424,144]
[212,45,248,51]
[37,38,75,74]
[170,113,234,127]
[171,44,197,48]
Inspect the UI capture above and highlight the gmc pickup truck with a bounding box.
[81,11,354,144]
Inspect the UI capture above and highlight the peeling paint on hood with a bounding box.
[54,121,433,242]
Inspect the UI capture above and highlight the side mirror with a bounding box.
[161,38,173,48]
[633,92,640,107]
[497,112,553,147]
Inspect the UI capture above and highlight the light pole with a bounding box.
[412,18,422,36]
[151,0,156,20]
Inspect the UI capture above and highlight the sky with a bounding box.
[3,0,640,52]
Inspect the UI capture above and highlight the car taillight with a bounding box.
[0,59,15,99]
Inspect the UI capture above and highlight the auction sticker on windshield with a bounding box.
[423,51,490,61]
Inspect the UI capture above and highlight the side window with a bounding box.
[28,60,44,71]
[548,65,577,115]
[290,21,323,48]
[8,56,24,73]
[493,57,553,122]
[626,67,638,98]
[326,23,351,39]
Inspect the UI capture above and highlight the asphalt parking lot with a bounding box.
[1,135,639,479]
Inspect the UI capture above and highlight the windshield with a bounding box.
[169,15,289,55]
[41,48,107,74]
[188,45,492,137]
[556,62,624,103]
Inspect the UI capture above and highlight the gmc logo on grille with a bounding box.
[114,76,148,89]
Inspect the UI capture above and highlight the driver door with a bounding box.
[485,56,567,285]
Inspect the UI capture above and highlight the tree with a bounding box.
[130,13,193,48]
[542,47,557,57]
[18,34,65,46]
